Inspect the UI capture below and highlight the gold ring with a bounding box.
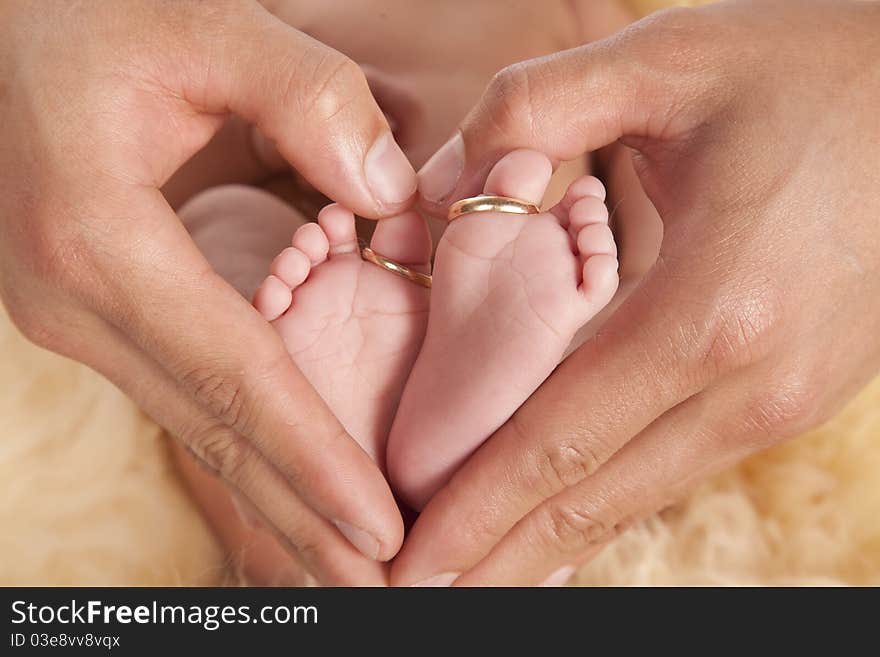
[361,247,432,289]
[447,194,541,222]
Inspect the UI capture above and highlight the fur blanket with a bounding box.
[2,0,878,585]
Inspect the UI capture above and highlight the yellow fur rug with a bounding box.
[2,0,878,586]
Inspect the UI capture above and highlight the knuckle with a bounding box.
[292,49,367,122]
[186,424,252,484]
[181,366,255,435]
[631,6,712,60]
[536,437,607,492]
[542,503,616,553]
[693,286,781,380]
[180,0,246,35]
[479,62,537,138]
[511,406,613,498]
[179,343,290,439]
[745,371,825,440]
[486,63,526,103]
[616,4,731,134]
[640,5,701,33]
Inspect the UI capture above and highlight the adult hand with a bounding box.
[0,0,417,585]
[393,0,880,586]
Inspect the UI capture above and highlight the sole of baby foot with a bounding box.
[252,203,432,466]
[387,149,619,510]
[175,187,430,585]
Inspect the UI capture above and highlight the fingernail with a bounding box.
[333,519,381,560]
[364,132,417,208]
[411,572,460,587]
[418,132,464,204]
[539,565,576,587]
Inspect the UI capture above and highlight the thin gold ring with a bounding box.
[447,194,541,222]
[361,247,432,288]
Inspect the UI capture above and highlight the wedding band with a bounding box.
[361,247,432,288]
[447,194,541,222]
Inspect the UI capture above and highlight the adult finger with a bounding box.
[452,383,759,586]
[6,0,411,564]
[18,275,384,583]
[171,1,416,218]
[390,248,777,585]
[61,186,404,562]
[63,308,389,585]
[416,7,727,215]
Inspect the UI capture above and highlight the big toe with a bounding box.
[370,209,433,269]
[483,149,553,206]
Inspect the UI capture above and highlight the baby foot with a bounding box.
[387,149,618,510]
[253,203,432,466]
[172,187,432,584]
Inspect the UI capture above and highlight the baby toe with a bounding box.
[370,210,432,269]
[317,204,359,255]
[551,176,607,227]
[579,254,619,309]
[482,149,553,206]
[252,274,293,321]
[563,176,606,207]
[576,223,617,260]
[291,222,330,265]
[568,196,610,233]
[270,246,311,289]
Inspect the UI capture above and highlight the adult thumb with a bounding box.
[179,2,416,219]
[416,7,720,217]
